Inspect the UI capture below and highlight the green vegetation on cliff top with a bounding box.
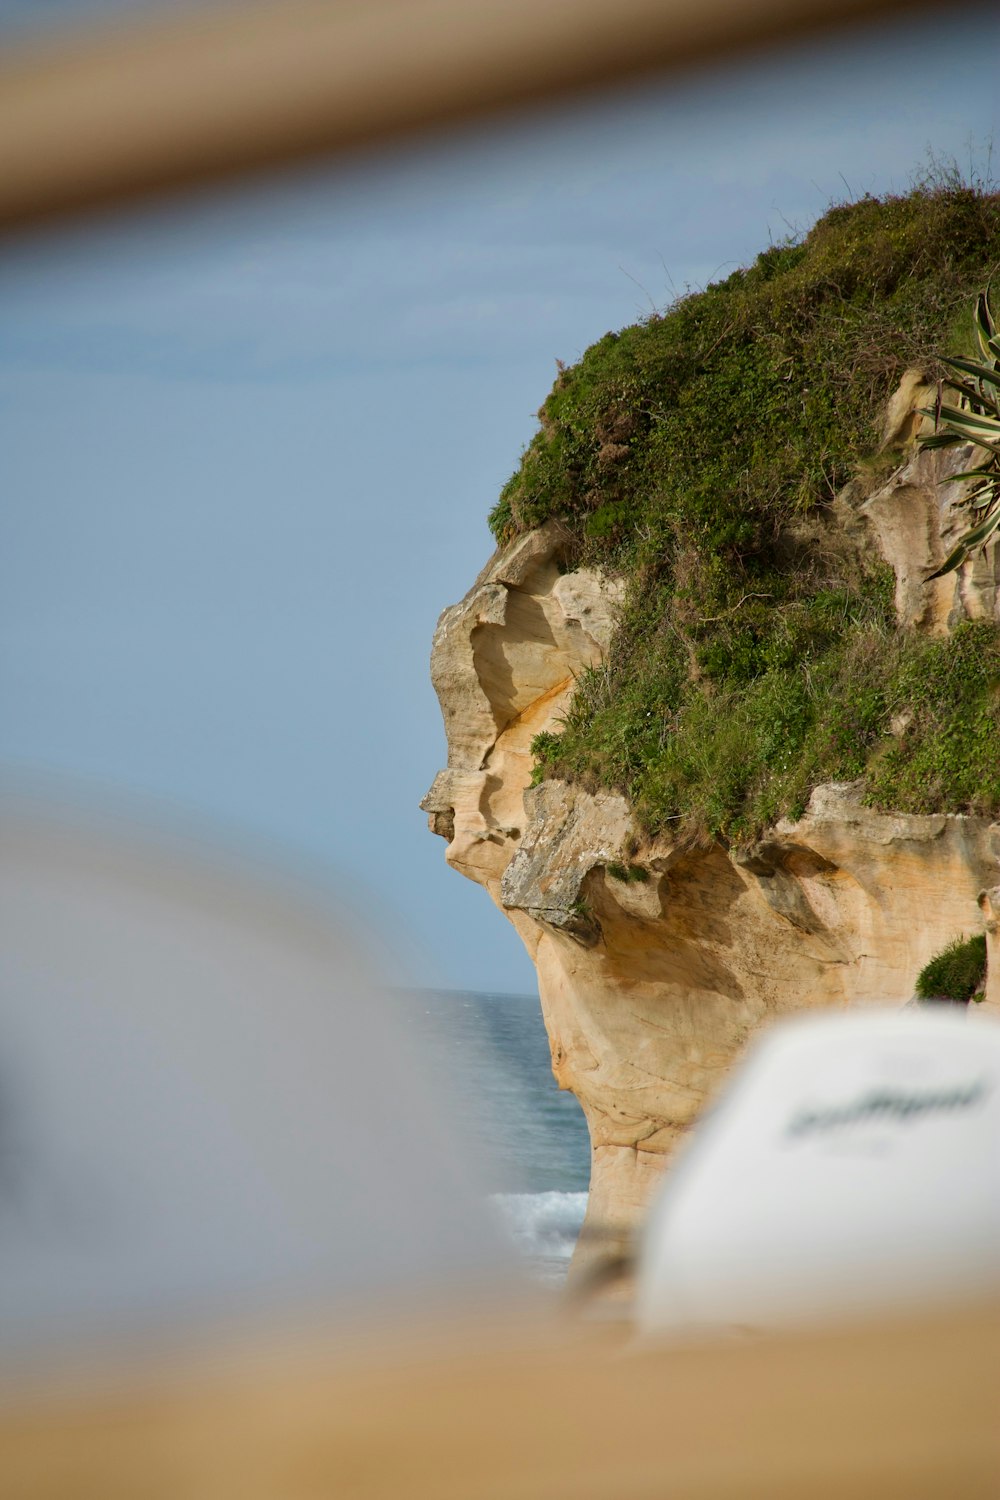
[490,183,1000,844]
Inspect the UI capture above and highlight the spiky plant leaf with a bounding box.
[950,464,998,482]
[917,427,965,449]
[919,285,1000,578]
[942,355,1000,391]
[974,287,997,359]
[956,501,1000,550]
[963,483,998,510]
[927,540,971,580]
[916,414,997,454]
[941,375,1000,418]
[935,403,1000,437]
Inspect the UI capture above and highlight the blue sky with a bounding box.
[2,6,998,992]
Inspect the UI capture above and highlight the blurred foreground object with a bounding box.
[0,0,929,231]
[0,791,513,1368]
[637,1009,1000,1338]
[0,802,997,1494]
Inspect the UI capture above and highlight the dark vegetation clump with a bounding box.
[915,934,988,1002]
[606,862,650,884]
[492,183,1000,843]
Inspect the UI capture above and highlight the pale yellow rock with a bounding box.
[976,884,1000,1018]
[422,520,622,894]
[861,369,1000,632]
[879,367,936,451]
[423,499,998,1273]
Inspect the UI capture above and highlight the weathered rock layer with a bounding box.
[423,415,999,1268]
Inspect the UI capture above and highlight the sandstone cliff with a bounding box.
[423,392,1000,1270]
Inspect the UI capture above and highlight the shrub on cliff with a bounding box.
[492,182,1000,843]
[915,934,988,1003]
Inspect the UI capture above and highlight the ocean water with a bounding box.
[396,989,590,1281]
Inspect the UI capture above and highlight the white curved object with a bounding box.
[636,1008,1000,1338]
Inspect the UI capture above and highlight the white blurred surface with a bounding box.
[637,1009,1000,1338]
[0,792,513,1367]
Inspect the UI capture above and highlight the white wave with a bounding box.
[489,1190,588,1280]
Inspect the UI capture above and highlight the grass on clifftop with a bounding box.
[490,183,1000,844]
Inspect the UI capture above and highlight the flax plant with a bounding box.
[920,285,1000,577]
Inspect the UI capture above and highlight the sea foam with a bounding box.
[490,1190,588,1280]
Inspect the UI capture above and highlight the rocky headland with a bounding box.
[422,188,1000,1269]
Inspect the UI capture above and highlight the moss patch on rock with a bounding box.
[491,185,1000,843]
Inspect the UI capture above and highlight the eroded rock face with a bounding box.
[421,522,622,899]
[978,886,1000,1018]
[858,438,1000,633]
[423,423,999,1269]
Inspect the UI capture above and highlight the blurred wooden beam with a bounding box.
[0,0,925,232]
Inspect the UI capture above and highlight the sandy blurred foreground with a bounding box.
[1,1300,997,1498]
